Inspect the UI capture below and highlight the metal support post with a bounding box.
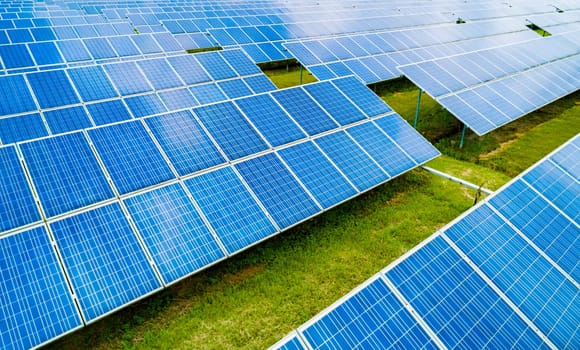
[459,124,467,149]
[413,89,422,129]
[299,65,303,85]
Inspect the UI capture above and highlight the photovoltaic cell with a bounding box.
[158,88,198,111]
[43,106,93,134]
[303,81,366,125]
[104,62,153,96]
[0,226,82,349]
[195,51,237,80]
[145,110,225,176]
[217,79,253,99]
[0,75,37,115]
[234,94,306,147]
[50,203,161,322]
[0,44,34,69]
[166,55,210,85]
[185,167,277,254]
[28,42,63,66]
[193,102,268,160]
[272,87,338,135]
[125,94,168,118]
[315,131,388,192]
[278,141,357,208]
[236,153,320,229]
[68,65,118,102]
[20,132,114,218]
[0,113,47,144]
[57,40,92,62]
[124,183,225,285]
[86,100,133,126]
[88,121,175,195]
[0,146,41,232]
[220,49,262,76]
[137,58,183,90]
[243,75,277,94]
[189,83,227,105]
[331,77,392,117]
[27,70,79,109]
[84,38,117,59]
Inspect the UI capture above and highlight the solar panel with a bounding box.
[125,93,168,118]
[217,78,253,99]
[331,77,392,117]
[137,58,184,90]
[124,183,226,285]
[19,132,114,218]
[0,226,82,349]
[50,202,162,322]
[68,65,119,102]
[0,112,47,144]
[104,61,153,96]
[0,75,37,115]
[303,81,366,125]
[0,145,41,232]
[185,166,278,254]
[189,82,227,104]
[195,51,238,80]
[87,121,175,195]
[86,99,133,125]
[27,69,79,109]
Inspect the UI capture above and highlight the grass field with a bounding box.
[46,65,579,350]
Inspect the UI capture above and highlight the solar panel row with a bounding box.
[272,135,579,350]
[0,76,440,349]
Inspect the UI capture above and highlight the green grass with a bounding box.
[45,68,579,350]
[264,64,317,89]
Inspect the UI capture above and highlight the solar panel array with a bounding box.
[400,32,580,135]
[0,71,440,348]
[272,134,580,350]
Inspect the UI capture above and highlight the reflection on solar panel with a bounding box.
[272,135,579,350]
[400,33,580,135]
[0,74,439,348]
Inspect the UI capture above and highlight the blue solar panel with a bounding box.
[272,87,338,135]
[185,167,277,254]
[132,34,162,54]
[108,36,141,56]
[278,141,357,208]
[444,205,578,348]
[301,277,436,349]
[86,100,133,125]
[331,77,392,117]
[236,153,320,229]
[193,102,268,160]
[189,83,227,105]
[68,65,118,102]
[43,106,93,134]
[308,65,337,81]
[84,37,117,59]
[28,42,64,66]
[0,146,41,232]
[272,333,306,350]
[373,115,440,164]
[315,131,388,192]
[489,180,579,280]
[20,132,114,218]
[0,113,47,144]
[234,94,306,147]
[137,58,184,90]
[88,121,175,195]
[347,122,418,178]
[195,51,238,80]
[217,79,253,99]
[438,95,496,135]
[125,94,168,118]
[220,49,262,76]
[387,237,547,349]
[523,160,579,221]
[0,226,82,349]
[124,183,225,285]
[0,75,37,115]
[166,55,211,85]
[550,143,579,180]
[57,40,92,62]
[243,75,277,93]
[104,62,153,96]
[27,70,79,109]
[303,82,366,125]
[158,88,198,111]
[50,203,162,322]
[145,110,225,176]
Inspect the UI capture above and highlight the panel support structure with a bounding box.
[413,89,422,129]
[299,65,303,85]
[459,124,467,148]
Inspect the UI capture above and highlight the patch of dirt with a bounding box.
[223,264,267,284]
[461,168,473,177]
[479,134,522,160]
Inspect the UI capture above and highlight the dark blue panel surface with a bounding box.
[195,51,237,80]
[86,100,132,125]
[57,40,92,62]
[235,94,306,147]
[0,226,82,349]
[0,44,34,69]
[315,131,388,192]
[44,106,93,134]
[50,203,161,322]
[331,77,392,117]
[125,183,225,285]
[27,70,79,109]
[125,94,167,118]
[236,153,320,229]
[347,122,417,178]
[189,83,227,105]
[303,81,366,125]
[302,277,436,349]
[88,121,175,195]
[104,62,153,96]
[243,75,277,93]
[145,110,225,176]
[272,87,338,135]
[28,42,63,66]
[308,65,337,81]
[387,237,547,349]
[279,141,357,208]
[274,334,306,350]
[193,102,268,160]
[374,115,440,164]
[445,205,578,349]
[185,167,277,254]
[166,55,211,85]
[137,58,183,90]
[20,132,114,218]
[68,65,118,102]
[217,79,253,99]
[220,49,262,76]
[0,146,41,232]
[0,75,37,115]
[0,113,47,144]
